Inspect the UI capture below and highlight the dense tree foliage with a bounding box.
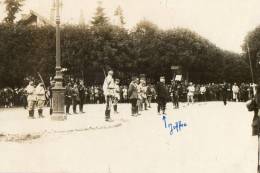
[0,22,250,88]
[0,2,251,88]
[242,26,260,83]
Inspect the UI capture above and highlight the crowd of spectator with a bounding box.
[0,82,255,108]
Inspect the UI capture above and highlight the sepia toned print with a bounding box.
[0,0,259,172]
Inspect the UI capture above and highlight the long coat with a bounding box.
[155,82,169,100]
[128,82,138,100]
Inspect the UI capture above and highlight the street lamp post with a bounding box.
[51,0,66,121]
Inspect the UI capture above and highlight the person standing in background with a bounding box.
[35,82,46,118]
[113,79,120,114]
[222,82,228,106]
[155,76,169,115]
[187,82,195,105]
[78,80,86,113]
[65,82,73,115]
[103,70,115,122]
[25,81,37,119]
[128,76,139,116]
[232,83,239,102]
[72,83,80,114]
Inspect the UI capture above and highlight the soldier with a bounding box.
[3,88,10,108]
[146,83,153,108]
[169,80,176,108]
[25,81,37,119]
[122,86,128,103]
[172,80,181,109]
[200,85,206,102]
[222,82,228,106]
[155,76,169,115]
[136,78,144,114]
[35,82,46,118]
[20,88,28,109]
[78,80,86,113]
[187,82,195,105]
[139,79,148,111]
[65,82,73,115]
[128,76,139,116]
[232,83,239,102]
[113,79,120,114]
[103,70,115,122]
[72,83,80,114]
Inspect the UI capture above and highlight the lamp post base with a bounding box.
[51,80,65,121]
[51,113,67,121]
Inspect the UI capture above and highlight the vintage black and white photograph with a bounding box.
[0,0,259,172]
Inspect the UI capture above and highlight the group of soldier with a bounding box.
[0,70,256,121]
[24,81,50,118]
[103,70,157,121]
[103,70,178,121]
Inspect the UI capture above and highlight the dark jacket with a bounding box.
[222,83,228,97]
[65,86,72,104]
[78,84,85,100]
[128,82,138,99]
[156,82,169,99]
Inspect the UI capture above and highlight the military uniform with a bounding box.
[137,81,142,113]
[222,82,228,106]
[72,84,80,114]
[170,81,180,109]
[65,83,73,115]
[78,82,86,113]
[128,78,139,116]
[25,82,37,118]
[140,81,148,110]
[103,71,115,121]
[35,83,46,118]
[155,77,169,115]
[146,84,153,108]
[113,79,120,113]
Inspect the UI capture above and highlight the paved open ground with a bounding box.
[0,102,257,173]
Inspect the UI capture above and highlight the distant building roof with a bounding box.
[18,10,55,27]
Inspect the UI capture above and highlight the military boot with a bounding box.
[38,109,44,118]
[28,110,35,119]
[105,110,113,122]
[114,105,119,114]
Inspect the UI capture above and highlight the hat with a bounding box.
[108,70,114,75]
[131,76,137,80]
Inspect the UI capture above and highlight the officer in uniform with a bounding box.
[140,79,148,111]
[78,80,86,113]
[128,76,139,116]
[113,78,120,114]
[146,83,153,108]
[103,70,115,122]
[72,83,80,114]
[155,76,169,115]
[170,80,178,109]
[65,82,73,115]
[222,81,228,106]
[25,81,37,119]
[35,82,46,118]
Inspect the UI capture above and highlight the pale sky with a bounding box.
[1,0,260,53]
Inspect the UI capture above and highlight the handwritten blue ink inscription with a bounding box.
[162,115,187,135]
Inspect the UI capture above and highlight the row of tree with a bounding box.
[0,0,252,88]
